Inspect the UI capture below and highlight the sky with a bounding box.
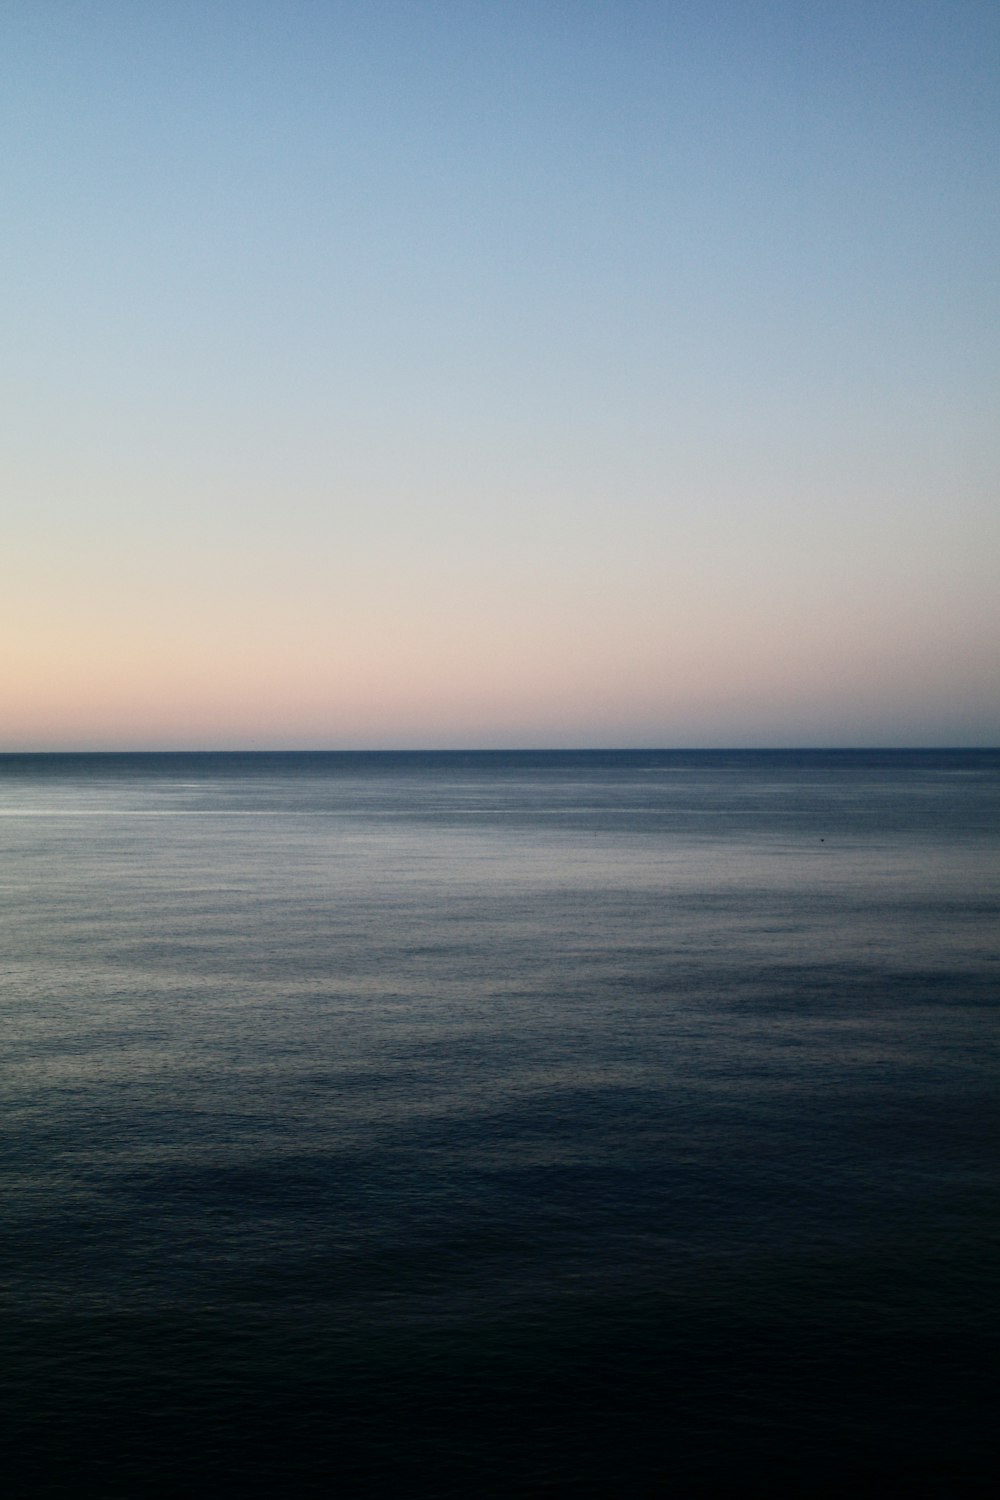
[3,0,998,749]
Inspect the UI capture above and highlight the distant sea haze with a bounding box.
[3,751,998,1497]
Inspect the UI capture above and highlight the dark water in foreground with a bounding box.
[2,750,998,1496]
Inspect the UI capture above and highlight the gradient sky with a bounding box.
[3,0,998,748]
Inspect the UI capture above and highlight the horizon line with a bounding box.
[1,745,997,756]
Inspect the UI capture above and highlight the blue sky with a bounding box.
[3,1,998,747]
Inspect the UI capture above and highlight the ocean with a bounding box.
[2,750,997,1496]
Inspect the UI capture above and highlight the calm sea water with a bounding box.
[2,751,998,1497]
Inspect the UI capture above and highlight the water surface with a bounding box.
[3,751,997,1495]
